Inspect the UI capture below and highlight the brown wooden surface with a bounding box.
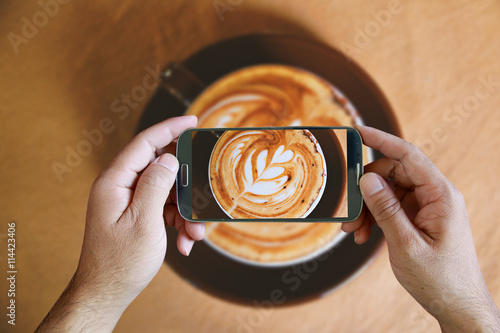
[1,1,500,332]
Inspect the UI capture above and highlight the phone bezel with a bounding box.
[176,126,363,223]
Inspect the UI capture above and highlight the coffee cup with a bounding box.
[161,63,363,267]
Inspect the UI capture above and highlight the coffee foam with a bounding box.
[204,222,346,266]
[209,129,327,219]
[188,66,360,128]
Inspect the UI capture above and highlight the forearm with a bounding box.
[36,274,127,333]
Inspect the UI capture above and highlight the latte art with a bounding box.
[209,130,327,219]
[188,65,358,128]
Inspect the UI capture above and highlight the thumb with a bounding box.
[131,153,179,218]
[359,173,415,246]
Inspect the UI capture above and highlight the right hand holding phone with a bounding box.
[342,125,500,332]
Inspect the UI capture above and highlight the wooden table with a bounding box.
[1,1,499,332]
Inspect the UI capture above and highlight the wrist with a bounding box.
[70,269,133,316]
[435,294,500,333]
[36,272,130,333]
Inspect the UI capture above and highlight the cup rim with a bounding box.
[203,227,349,268]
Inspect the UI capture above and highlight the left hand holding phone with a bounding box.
[36,115,204,333]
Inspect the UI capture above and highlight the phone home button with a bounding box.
[181,164,189,187]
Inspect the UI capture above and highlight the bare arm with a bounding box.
[342,125,500,332]
[36,116,204,332]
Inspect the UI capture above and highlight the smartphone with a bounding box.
[176,127,363,222]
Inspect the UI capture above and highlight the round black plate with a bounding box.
[137,33,401,305]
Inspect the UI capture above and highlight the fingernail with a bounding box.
[354,230,359,244]
[184,239,194,256]
[182,115,198,127]
[155,153,179,173]
[360,173,384,197]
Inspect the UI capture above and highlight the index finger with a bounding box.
[107,115,197,187]
[355,125,444,187]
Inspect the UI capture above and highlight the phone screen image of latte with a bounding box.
[210,129,327,219]
[190,129,347,220]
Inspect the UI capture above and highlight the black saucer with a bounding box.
[137,33,401,305]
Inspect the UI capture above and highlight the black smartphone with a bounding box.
[176,127,363,222]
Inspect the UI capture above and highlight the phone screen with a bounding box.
[181,128,354,221]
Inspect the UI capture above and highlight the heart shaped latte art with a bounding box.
[209,129,327,219]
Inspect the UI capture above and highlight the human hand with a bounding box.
[36,115,204,333]
[342,125,500,333]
